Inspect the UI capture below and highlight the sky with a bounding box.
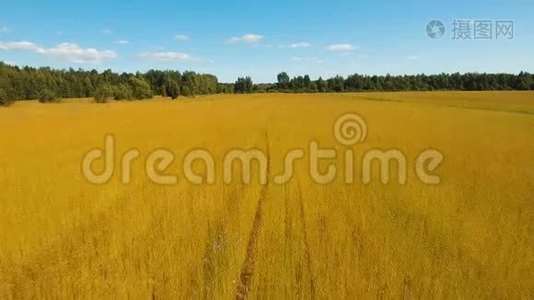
[0,0,533,83]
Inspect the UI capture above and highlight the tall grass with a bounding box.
[0,92,532,298]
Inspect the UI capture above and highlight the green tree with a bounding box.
[113,84,134,100]
[303,75,312,90]
[0,88,14,106]
[277,72,290,89]
[38,89,61,103]
[515,72,532,90]
[234,77,254,94]
[245,76,253,93]
[316,77,326,92]
[327,76,344,92]
[93,84,115,103]
[234,77,245,94]
[129,77,153,100]
[180,72,195,96]
[164,75,180,99]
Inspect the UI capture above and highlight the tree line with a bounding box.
[1,61,533,107]
[0,62,230,105]
[237,72,534,94]
[254,72,534,93]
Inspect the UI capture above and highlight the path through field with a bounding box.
[0,92,532,298]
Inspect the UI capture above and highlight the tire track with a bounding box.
[296,179,316,299]
[235,132,271,300]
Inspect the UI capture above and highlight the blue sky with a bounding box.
[0,0,533,82]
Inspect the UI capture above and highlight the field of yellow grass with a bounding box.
[0,92,532,298]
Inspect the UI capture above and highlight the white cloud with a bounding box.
[0,26,11,33]
[290,56,322,63]
[102,29,112,34]
[0,41,117,64]
[406,55,418,60]
[0,41,40,51]
[226,34,264,44]
[328,44,358,51]
[115,40,129,44]
[288,42,311,48]
[175,34,190,40]
[38,43,117,64]
[139,51,197,62]
[242,34,263,43]
[226,37,240,44]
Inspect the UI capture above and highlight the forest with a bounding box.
[263,71,534,93]
[0,62,532,106]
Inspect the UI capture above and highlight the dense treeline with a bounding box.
[234,77,254,94]
[248,72,534,93]
[1,61,533,106]
[0,62,227,104]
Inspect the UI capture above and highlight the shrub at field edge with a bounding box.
[38,89,61,104]
[0,89,14,107]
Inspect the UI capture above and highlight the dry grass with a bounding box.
[0,92,532,298]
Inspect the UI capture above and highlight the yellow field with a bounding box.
[0,92,533,298]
